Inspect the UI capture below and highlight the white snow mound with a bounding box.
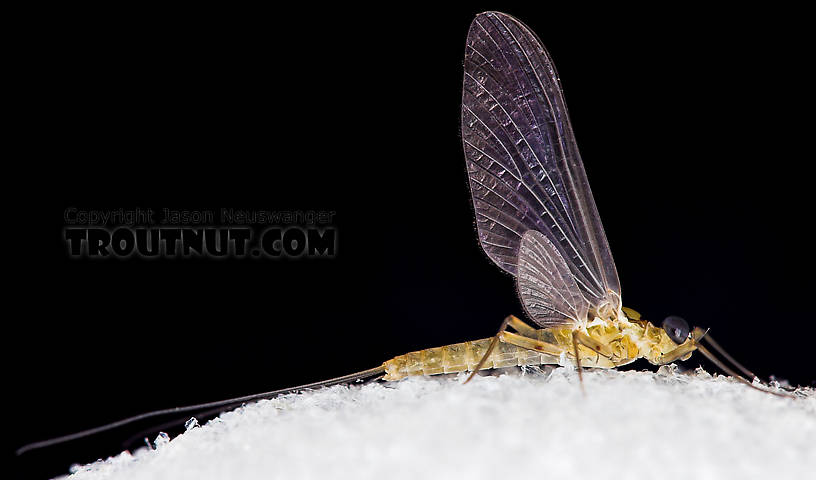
[64,366,816,480]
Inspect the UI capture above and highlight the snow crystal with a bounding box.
[184,417,199,431]
[152,432,169,450]
[61,367,815,480]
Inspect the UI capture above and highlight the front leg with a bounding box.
[656,327,706,364]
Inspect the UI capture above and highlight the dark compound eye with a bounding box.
[662,315,690,345]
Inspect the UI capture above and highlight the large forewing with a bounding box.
[461,11,621,308]
[516,230,589,327]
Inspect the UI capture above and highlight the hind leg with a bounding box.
[464,315,564,384]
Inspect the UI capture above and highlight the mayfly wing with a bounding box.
[516,230,589,326]
[461,11,621,324]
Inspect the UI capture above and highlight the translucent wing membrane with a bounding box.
[517,230,589,327]
[461,11,621,324]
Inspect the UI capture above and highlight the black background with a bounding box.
[11,4,814,479]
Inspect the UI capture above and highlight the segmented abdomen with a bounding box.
[382,336,560,381]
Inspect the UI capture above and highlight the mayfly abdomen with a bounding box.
[382,336,560,381]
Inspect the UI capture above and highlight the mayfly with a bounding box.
[17,10,796,457]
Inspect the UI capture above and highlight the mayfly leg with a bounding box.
[700,334,757,381]
[573,331,614,360]
[464,315,564,384]
[500,331,562,356]
[572,331,585,395]
[462,315,517,384]
[657,327,707,365]
[504,314,540,338]
[696,343,795,398]
[657,327,795,398]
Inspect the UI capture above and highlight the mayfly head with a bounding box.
[650,316,704,365]
[623,312,698,365]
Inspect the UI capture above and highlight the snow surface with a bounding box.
[64,366,815,480]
